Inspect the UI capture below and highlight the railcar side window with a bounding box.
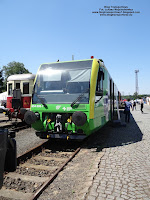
[23,82,29,94]
[16,83,20,89]
[8,83,12,95]
[96,68,104,96]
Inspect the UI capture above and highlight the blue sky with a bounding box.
[0,0,150,95]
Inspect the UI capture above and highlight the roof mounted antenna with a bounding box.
[99,59,104,62]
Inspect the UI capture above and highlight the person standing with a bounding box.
[132,100,136,111]
[124,99,132,123]
[141,99,144,113]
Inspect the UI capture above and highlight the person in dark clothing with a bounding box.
[141,99,144,113]
[132,101,136,111]
[124,99,132,123]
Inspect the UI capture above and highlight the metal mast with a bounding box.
[135,70,139,95]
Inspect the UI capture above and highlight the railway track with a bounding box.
[0,118,30,133]
[0,140,81,200]
[8,123,30,133]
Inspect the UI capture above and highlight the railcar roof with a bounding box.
[7,74,35,81]
[39,58,107,71]
[40,59,94,66]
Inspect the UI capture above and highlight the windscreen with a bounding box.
[32,60,92,104]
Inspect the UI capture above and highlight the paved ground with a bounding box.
[86,104,150,200]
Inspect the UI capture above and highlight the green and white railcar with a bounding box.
[25,58,119,140]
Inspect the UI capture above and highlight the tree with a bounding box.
[0,69,4,93]
[2,61,31,89]
[133,92,138,99]
[3,61,30,79]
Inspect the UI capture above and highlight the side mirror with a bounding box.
[96,90,103,96]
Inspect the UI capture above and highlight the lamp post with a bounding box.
[135,70,139,98]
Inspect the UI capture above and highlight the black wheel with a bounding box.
[8,114,11,121]
[4,138,17,172]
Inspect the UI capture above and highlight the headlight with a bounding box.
[24,111,40,124]
[72,111,87,126]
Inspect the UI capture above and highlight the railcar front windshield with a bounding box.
[32,60,92,104]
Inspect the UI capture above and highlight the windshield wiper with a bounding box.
[33,93,48,108]
[70,89,89,107]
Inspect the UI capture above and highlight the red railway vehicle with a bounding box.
[6,73,35,121]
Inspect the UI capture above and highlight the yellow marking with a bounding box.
[3,112,6,114]
[47,119,51,123]
[67,116,72,123]
[67,118,71,123]
[67,136,69,140]
[24,102,29,105]
[89,59,99,119]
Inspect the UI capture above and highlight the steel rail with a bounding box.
[9,124,30,133]
[17,140,48,164]
[0,121,29,131]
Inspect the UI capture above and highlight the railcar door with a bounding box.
[94,65,105,128]
[109,79,114,120]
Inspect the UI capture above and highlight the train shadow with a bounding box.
[84,111,143,151]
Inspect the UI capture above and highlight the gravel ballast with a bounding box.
[15,128,47,156]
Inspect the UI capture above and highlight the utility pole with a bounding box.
[135,70,139,97]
